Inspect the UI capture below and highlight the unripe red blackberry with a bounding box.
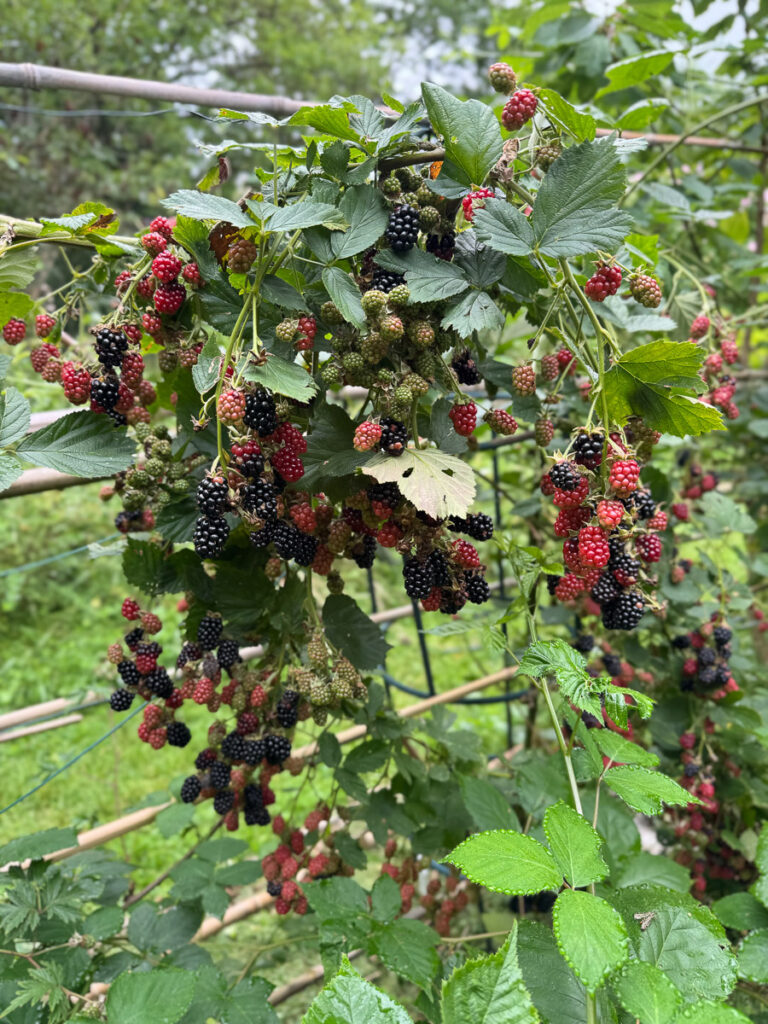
[552,475,590,509]
[380,314,404,342]
[534,417,554,446]
[61,361,91,404]
[485,409,518,435]
[720,338,739,364]
[30,343,58,374]
[142,311,163,337]
[353,421,382,452]
[411,320,435,348]
[149,215,174,239]
[596,500,624,529]
[141,231,168,256]
[136,274,156,301]
[154,282,186,314]
[578,525,610,568]
[272,445,305,483]
[555,574,584,602]
[536,142,562,170]
[540,353,559,381]
[228,238,258,273]
[449,401,477,437]
[636,533,662,562]
[488,61,517,94]
[217,388,246,423]
[501,89,537,130]
[114,270,132,293]
[512,363,536,396]
[152,252,182,282]
[690,315,710,339]
[452,539,481,569]
[585,263,622,302]
[182,262,202,286]
[35,314,56,338]
[3,318,26,345]
[629,273,662,308]
[461,188,494,223]
[609,459,640,497]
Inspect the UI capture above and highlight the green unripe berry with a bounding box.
[416,183,434,206]
[321,361,343,389]
[401,191,419,207]
[388,284,410,307]
[320,301,344,324]
[144,457,165,478]
[377,368,396,385]
[394,384,413,405]
[127,469,151,489]
[170,478,190,494]
[343,351,365,373]
[380,315,404,342]
[381,175,401,197]
[122,488,145,511]
[134,422,152,442]
[167,462,187,480]
[276,318,297,343]
[361,289,388,317]
[419,206,440,231]
[151,439,173,461]
[327,570,344,594]
[410,320,435,348]
[402,372,429,396]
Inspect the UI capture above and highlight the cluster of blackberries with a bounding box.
[371,268,406,293]
[379,417,408,457]
[674,626,736,698]
[385,205,420,252]
[426,232,455,260]
[402,548,490,612]
[244,390,278,436]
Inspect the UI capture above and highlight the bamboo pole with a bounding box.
[0,714,82,743]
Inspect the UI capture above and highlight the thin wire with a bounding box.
[0,533,121,579]
[0,700,147,816]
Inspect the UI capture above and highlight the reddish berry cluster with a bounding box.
[461,188,494,222]
[585,263,622,302]
[449,401,477,436]
[501,88,538,130]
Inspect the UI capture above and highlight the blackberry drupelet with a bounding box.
[276,690,300,728]
[267,880,283,897]
[243,390,278,435]
[245,805,271,826]
[209,761,231,789]
[426,549,450,587]
[242,740,265,765]
[611,554,641,581]
[371,268,405,293]
[452,350,481,385]
[213,790,235,815]
[603,653,622,676]
[439,587,467,615]
[714,664,730,686]
[368,481,401,508]
[385,205,420,252]
[124,627,144,651]
[243,783,264,809]
[672,634,691,650]
[180,776,202,803]
[629,489,656,520]
[195,749,216,771]
[167,721,191,747]
[217,639,241,671]
[546,575,562,596]
[176,642,202,668]
[350,535,377,569]
[238,449,265,477]
[590,572,621,605]
[196,477,229,516]
[465,574,491,604]
[293,533,319,567]
[403,559,434,600]
[221,732,248,761]
[549,462,580,491]
[697,666,717,688]
[572,432,603,467]
[601,591,645,630]
[379,417,408,457]
[144,668,173,699]
[91,376,120,411]
[462,513,494,541]
[608,536,626,563]
[425,232,455,259]
[117,660,141,686]
[193,515,230,558]
[714,626,732,648]
[698,647,716,667]
[109,689,135,711]
[250,522,277,548]
[272,522,302,561]
[574,634,594,653]
[264,734,291,765]
[94,327,128,369]
[197,615,223,650]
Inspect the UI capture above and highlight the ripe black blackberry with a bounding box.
[175,643,201,670]
[714,664,730,686]
[714,626,732,648]
[608,537,626,563]
[611,554,641,582]
[549,461,580,491]
[213,790,235,815]
[426,549,450,587]
[108,410,128,428]
[221,732,249,761]
[276,690,300,728]
[91,376,120,411]
[385,205,420,252]
[236,449,265,478]
[117,660,141,686]
[94,327,129,369]
[671,634,691,650]
[452,350,481,385]
[266,880,283,897]
[603,653,621,676]
[242,740,265,765]
[109,689,135,711]
[272,522,302,561]
[368,481,401,508]
[350,535,377,569]
[263,734,291,765]
[684,762,700,778]
[379,417,408,457]
[590,572,620,605]
[293,533,319,567]
[209,761,231,789]
[426,232,455,260]
[114,510,141,533]
[124,627,144,651]
[572,432,603,468]
[241,478,279,519]
[463,513,494,541]
[440,587,467,615]
[180,776,202,803]
[698,647,716,667]
[465,574,491,605]
[628,490,656,520]
[196,477,229,516]
[245,805,271,826]
[167,721,192,747]
[243,390,277,435]
[195,749,217,771]
[249,522,277,548]
[697,666,717,689]
[371,268,405,292]
[243,783,264,809]
[197,615,223,650]
[193,515,230,558]
[403,558,434,600]
[546,574,562,596]
[144,667,173,699]
[574,634,594,654]
[601,591,645,630]
[217,639,241,671]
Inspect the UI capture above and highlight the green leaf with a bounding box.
[738,929,768,982]
[604,765,698,814]
[0,827,77,864]
[322,266,366,329]
[191,331,222,395]
[106,968,197,1024]
[614,851,691,893]
[699,491,757,535]
[611,960,682,1024]
[362,447,476,520]
[445,829,562,895]
[473,200,536,257]
[127,902,202,953]
[305,876,369,923]
[323,594,390,670]
[441,289,506,338]
[155,498,199,544]
[518,640,602,718]
[532,139,633,257]
[539,89,596,141]
[755,825,768,908]
[370,874,401,923]
[302,957,412,1024]
[40,211,99,235]
[371,918,440,988]
[713,892,768,931]
[375,247,469,302]
[16,411,135,477]
[196,837,249,861]
[543,801,608,888]
[161,189,254,229]
[240,353,318,402]
[596,50,675,98]
[83,906,125,941]
[260,273,308,310]
[441,924,539,1024]
[552,889,629,993]
[318,731,342,768]
[609,340,704,387]
[0,386,30,448]
[638,906,737,1001]
[260,200,347,232]
[422,82,503,187]
[343,738,388,774]
[288,103,362,145]
[593,729,659,767]
[460,776,517,831]
[156,802,196,838]
[516,919,586,1024]
[332,186,389,258]
[671,1004,751,1024]
[0,291,34,323]
[0,247,42,289]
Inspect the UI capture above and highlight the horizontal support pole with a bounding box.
[0,714,82,743]
[0,467,108,499]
